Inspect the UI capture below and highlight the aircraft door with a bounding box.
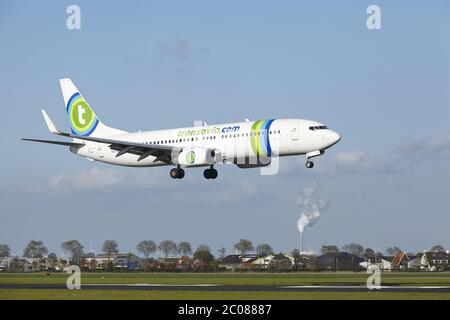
[291,125,299,140]
[97,146,105,159]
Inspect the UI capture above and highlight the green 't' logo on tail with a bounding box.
[66,92,99,136]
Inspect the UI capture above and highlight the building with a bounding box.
[294,254,317,271]
[421,251,449,271]
[243,256,258,270]
[218,255,241,271]
[218,254,258,271]
[252,255,273,270]
[0,257,11,271]
[408,256,423,270]
[85,253,141,271]
[391,251,409,270]
[157,256,193,271]
[252,253,295,271]
[316,252,364,271]
[267,253,294,271]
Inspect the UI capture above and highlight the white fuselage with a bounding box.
[70,119,341,168]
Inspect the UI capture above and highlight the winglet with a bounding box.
[41,110,60,134]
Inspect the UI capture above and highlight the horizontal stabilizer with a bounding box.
[21,138,84,147]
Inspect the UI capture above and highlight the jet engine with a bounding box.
[174,148,216,167]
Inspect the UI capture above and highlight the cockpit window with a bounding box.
[309,125,328,131]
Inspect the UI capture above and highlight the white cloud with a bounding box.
[239,179,257,195]
[50,168,124,190]
[127,169,168,188]
[158,37,189,60]
[329,151,397,174]
[332,151,370,167]
[396,132,450,160]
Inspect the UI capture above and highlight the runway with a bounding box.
[2,284,450,293]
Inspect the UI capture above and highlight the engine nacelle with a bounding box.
[174,148,216,167]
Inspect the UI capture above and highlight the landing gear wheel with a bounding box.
[203,169,211,179]
[170,168,179,179]
[203,168,218,179]
[305,161,314,169]
[170,168,185,179]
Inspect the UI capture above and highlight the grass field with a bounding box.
[2,289,450,300]
[2,272,450,286]
[1,272,450,300]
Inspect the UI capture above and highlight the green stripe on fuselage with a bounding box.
[251,120,266,156]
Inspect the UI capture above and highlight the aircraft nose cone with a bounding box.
[328,130,341,146]
[331,130,341,143]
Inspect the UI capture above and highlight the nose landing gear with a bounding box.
[203,166,218,179]
[305,150,323,169]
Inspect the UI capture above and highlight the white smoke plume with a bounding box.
[296,184,330,234]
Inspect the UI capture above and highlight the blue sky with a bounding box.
[1,1,449,257]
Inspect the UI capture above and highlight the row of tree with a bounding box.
[0,239,272,261]
[0,240,447,263]
[319,243,447,259]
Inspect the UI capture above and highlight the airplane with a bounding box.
[22,79,341,179]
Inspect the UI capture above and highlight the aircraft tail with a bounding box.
[60,78,127,137]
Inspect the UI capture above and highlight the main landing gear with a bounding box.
[170,166,185,179]
[203,166,218,179]
[170,166,219,179]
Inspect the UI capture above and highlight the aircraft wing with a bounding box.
[65,133,181,163]
[28,110,182,164]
